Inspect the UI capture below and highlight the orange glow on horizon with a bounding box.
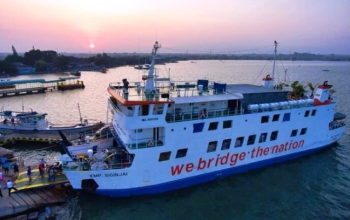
[0,0,349,54]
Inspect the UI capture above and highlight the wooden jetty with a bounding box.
[0,133,60,145]
[0,132,85,145]
[0,167,69,219]
[0,76,84,98]
[0,187,66,219]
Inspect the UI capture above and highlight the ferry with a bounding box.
[62,41,346,197]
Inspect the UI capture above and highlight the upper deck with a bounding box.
[108,79,290,110]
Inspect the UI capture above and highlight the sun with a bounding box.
[90,43,95,48]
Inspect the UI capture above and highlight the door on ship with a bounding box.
[228,99,241,114]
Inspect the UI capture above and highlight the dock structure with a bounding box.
[0,132,87,145]
[0,187,66,219]
[14,168,69,191]
[0,76,84,98]
[0,166,70,219]
[0,133,61,145]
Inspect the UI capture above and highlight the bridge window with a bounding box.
[291,129,298,137]
[223,120,232,129]
[159,152,171,162]
[272,114,280,122]
[270,131,278,141]
[311,110,317,116]
[304,110,310,117]
[176,149,188,158]
[221,139,231,150]
[300,128,307,135]
[259,133,267,143]
[207,141,217,152]
[261,116,269,123]
[134,129,143,133]
[235,137,244,147]
[247,135,256,145]
[208,122,218,131]
[283,113,291,122]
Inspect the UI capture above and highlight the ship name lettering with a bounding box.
[171,139,305,176]
[142,117,158,121]
[105,172,128,177]
[90,174,101,178]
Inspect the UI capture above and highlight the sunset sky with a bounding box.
[1,0,349,54]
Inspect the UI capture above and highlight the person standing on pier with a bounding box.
[13,162,19,176]
[3,161,9,176]
[27,166,32,182]
[39,163,45,178]
[6,179,18,196]
[40,158,47,169]
[0,183,3,197]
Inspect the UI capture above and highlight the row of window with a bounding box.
[261,109,316,124]
[159,127,308,161]
[204,110,317,132]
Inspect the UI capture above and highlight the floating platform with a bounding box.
[14,168,69,191]
[0,168,68,219]
[0,132,88,145]
[0,76,84,98]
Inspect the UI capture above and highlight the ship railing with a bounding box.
[165,108,239,123]
[125,135,165,149]
[109,80,227,101]
[109,124,128,149]
[109,84,171,102]
[63,157,132,171]
[329,120,346,130]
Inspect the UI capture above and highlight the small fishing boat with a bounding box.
[0,110,104,134]
[70,71,81,76]
[101,67,107,73]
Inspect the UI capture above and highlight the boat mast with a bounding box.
[272,41,278,87]
[77,103,83,124]
[144,41,161,95]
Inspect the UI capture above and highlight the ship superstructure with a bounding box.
[62,42,346,197]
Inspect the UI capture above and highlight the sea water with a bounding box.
[1,60,349,220]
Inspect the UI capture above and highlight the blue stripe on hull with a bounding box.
[93,143,336,197]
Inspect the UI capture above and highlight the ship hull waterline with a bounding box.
[69,141,338,197]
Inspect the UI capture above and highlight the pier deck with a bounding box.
[14,168,69,191]
[0,167,69,219]
[0,132,83,145]
[0,187,66,219]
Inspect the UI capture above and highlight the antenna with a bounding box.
[271,41,278,87]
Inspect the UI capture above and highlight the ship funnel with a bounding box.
[313,81,332,105]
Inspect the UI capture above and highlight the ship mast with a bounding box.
[271,41,278,87]
[144,41,161,95]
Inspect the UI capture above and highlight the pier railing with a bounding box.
[63,157,132,171]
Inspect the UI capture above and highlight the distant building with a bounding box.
[12,62,36,74]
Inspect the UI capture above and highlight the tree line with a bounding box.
[0,49,150,75]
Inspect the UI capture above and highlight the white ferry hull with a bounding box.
[62,41,346,198]
[64,127,343,197]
